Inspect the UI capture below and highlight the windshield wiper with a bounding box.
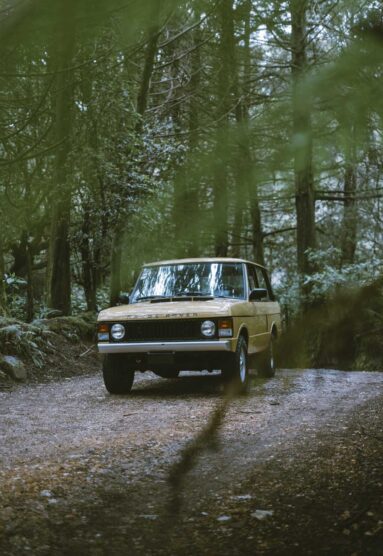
[172,293,214,300]
[136,295,170,303]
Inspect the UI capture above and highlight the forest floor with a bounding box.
[0,368,382,556]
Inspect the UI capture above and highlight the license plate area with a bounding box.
[147,352,175,366]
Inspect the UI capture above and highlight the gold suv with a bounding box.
[97,258,281,394]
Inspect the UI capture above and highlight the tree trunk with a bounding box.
[341,126,358,265]
[79,68,99,311]
[173,14,203,258]
[135,27,161,134]
[250,196,265,265]
[109,222,123,307]
[25,237,34,322]
[0,230,7,317]
[46,1,76,315]
[213,0,236,257]
[110,25,160,305]
[80,205,97,312]
[290,0,316,308]
[233,0,265,264]
[213,154,229,257]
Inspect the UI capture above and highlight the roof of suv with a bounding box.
[144,258,266,269]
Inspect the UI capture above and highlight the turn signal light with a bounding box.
[218,318,233,337]
[97,323,109,342]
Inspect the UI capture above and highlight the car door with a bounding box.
[246,264,269,352]
[255,266,280,338]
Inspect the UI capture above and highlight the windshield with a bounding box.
[131,262,246,303]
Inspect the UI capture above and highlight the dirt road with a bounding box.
[1,369,382,555]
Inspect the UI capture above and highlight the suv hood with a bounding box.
[98,298,249,321]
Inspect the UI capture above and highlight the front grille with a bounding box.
[115,319,209,342]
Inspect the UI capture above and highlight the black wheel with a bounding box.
[102,354,135,394]
[257,335,276,378]
[153,369,180,379]
[222,335,249,394]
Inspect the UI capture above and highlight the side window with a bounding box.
[256,268,273,300]
[247,265,258,291]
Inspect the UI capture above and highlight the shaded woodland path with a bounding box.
[1,369,382,555]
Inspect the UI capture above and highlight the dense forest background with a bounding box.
[0,0,382,368]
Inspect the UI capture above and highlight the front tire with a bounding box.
[222,335,249,394]
[102,354,135,394]
[257,335,276,378]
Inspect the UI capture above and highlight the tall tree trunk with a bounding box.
[231,1,246,259]
[250,195,265,265]
[232,0,265,264]
[135,28,160,134]
[174,14,202,257]
[290,0,316,308]
[46,1,76,315]
[213,0,236,257]
[109,25,160,305]
[341,125,358,265]
[169,24,185,257]
[80,204,97,312]
[79,69,99,311]
[0,229,7,317]
[109,223,124,307]
[25,237,34,322]
[213,152,229,256]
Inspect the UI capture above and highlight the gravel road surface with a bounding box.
[1,369,382,555]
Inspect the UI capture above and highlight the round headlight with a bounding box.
[201,320,215,337]
[111,323,125,340]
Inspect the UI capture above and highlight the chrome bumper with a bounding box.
[98,340,232,354]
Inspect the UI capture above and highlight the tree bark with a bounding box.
[173,13,203,258]
[79,68,99,311]
[0,229,7,317]
[135,27,161,134]
[233,0,265,264]
[80,204,97,312]
[290,0,316,308]
[340,125,358,265]
[213,0,236,257]
[25,236,34,322]
[109,25,160,305]
[231,1,246,259]
[250,195,265,265]
[46,0,76,315]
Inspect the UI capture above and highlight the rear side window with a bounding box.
[255,268,274,301]
[246,264,258,291]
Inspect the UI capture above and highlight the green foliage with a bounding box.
[0,1,383,368]
[0,317,53,367]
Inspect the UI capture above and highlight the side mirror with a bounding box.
[118,293,130,305]
[249,288,268,302]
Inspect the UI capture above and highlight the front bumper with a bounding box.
[97,340,232,354]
